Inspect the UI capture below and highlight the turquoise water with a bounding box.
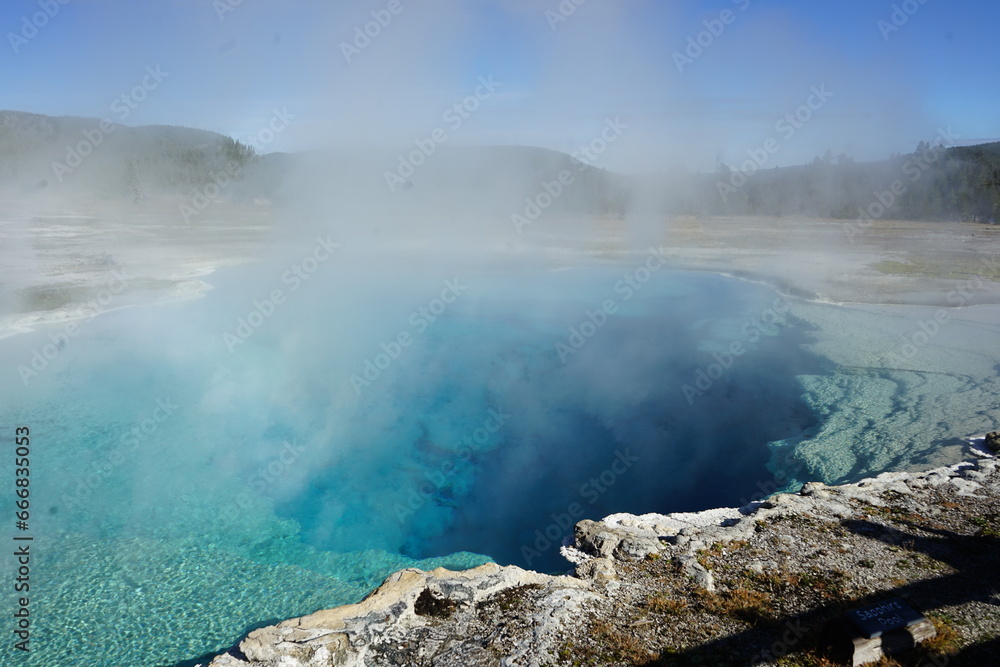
[1,259,997,666]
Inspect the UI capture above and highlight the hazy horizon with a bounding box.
[4,1,999,172]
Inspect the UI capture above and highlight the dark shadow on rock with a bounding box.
[638,518,998,666]
[946,636,1000,665]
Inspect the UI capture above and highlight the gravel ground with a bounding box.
[203,448,999,667]
[557,449,1000,667]
[5,209,999,339]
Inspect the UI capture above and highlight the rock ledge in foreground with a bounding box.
[204,442,999,667]
[207,563,596,667]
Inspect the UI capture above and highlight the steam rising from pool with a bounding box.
[1,249,997,667]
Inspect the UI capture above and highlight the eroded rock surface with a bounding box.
[204,445,999,667]
[206,563,598,667]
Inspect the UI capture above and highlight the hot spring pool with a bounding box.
[2,256,997,666]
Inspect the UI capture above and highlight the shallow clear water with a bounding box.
[1,258,997,666]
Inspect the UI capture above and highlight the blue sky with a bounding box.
[2,0,997,170]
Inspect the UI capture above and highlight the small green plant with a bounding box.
[644,594,686,615]
[971,514,1000,538]
[697,587,773,623]
[923,613,961,657]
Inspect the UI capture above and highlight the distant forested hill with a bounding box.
[0,110,261,202]
[0,110,996,224]
[686,141,1000,223]
[0,111,626,216]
